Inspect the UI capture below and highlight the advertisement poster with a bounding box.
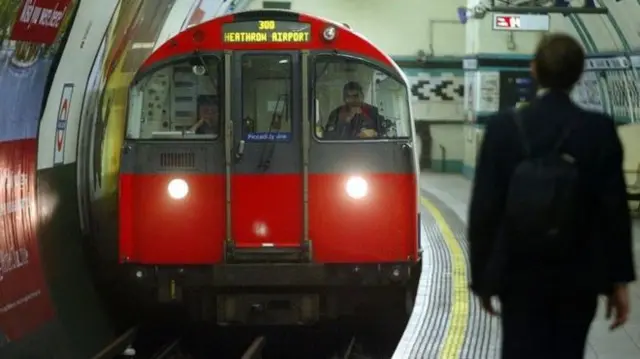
[191,0,227,26]
[0,0,77,345]
[499,71,537,110]
[476,71,500,113]
[463,71,476,123]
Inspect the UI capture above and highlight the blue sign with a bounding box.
[245,132,291,142]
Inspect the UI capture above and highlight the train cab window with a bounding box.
[126,57,222,140]
[241,54,292,142]
[313,56,411,141]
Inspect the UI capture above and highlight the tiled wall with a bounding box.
[401,54,640,177]
[400,66,466,172]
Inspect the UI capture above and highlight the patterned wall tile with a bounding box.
[401,69,466,121]
[403,70,465,102]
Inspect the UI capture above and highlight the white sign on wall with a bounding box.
[54,84,74,166]
[476,72,500,113]
[584,56,629,70]
[492,14,550,32]
[571,72,605,113]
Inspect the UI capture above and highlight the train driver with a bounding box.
[323,81,383,140]
[189,95,219,137]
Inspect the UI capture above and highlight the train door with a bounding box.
[226,51,305,261]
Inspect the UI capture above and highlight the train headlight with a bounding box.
[322,26,336,41]
[167,178,189,199]
[345,176,368,199]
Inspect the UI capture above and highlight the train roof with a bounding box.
[140,9,400,74]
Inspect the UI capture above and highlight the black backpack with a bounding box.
[504,111,580,259]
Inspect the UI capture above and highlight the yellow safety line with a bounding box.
[420,196,470,359]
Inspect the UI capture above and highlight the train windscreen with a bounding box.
[240,54,292,142]
[313,56,411,140]
[126,56,222,140]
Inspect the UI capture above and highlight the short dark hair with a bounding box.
[533,33,585,91]
[343,81,363,96]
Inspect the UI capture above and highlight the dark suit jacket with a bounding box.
[468,90,635,296]
[324,104,383,140]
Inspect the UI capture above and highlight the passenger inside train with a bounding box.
[126,57,221,140]
[189,95,219,136]
[313,57,411,140]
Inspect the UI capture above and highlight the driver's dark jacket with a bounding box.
[323,104,382,140]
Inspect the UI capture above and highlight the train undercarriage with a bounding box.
[127,258,420,328]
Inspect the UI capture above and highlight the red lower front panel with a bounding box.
[231,174,302,248]
[119,173,226,264]
[309,173,417,263]
[119,173,417,265]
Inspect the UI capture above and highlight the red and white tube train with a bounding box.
[117,9,421,327]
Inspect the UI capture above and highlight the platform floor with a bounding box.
[394,172,640,359]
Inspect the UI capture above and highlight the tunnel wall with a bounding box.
[5,0,227,355]
[0,0,121,358]
[2,0,218,356]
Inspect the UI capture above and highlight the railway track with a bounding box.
[340,336,357,359]
[240,336,265,359]
[149,338,184,359]
[96,324,388,359]
[240,334,376,359]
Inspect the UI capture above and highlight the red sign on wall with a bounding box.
[10,0,72,45]
[494,15,521,30]
[0,140,55,342]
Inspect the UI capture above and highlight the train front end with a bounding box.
[119,10,421,326]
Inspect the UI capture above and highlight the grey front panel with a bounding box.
[231,52,301,174]
[120,141,224,174]
[308,142,414,174]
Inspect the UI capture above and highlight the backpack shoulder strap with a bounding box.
[512,109,531,157]
[552,119,575,152]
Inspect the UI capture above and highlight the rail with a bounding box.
[91,327,138,359]
[93,329,376,358]
[241,336,266,359]
[150,338,182,359]
[342,336,356,359]
[238,334,363,359]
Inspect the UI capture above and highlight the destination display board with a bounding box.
[222,21,311,43]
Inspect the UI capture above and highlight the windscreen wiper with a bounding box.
[257,94,288,171]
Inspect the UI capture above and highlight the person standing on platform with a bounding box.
[467,32,636,359]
